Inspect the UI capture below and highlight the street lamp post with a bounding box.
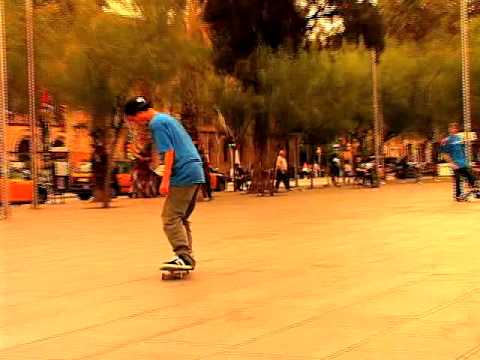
[0,0,9,219]
[371,48,383,185]
[460,0,473,163]
[294,134,300,188]
[26,0,39,208]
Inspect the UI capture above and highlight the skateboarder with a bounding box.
[124,96,205,270]
[440,122,479,201]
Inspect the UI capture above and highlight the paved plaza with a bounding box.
[2,181,480,359]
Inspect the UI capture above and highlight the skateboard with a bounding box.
[160,268,191,280]
[459,190,480,201]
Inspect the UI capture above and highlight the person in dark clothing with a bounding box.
[328,152,341,186]
[199,149,213,200]
[234,164,247,191]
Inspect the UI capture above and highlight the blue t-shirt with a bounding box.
[440,134,468,168]
[149,113,205,186]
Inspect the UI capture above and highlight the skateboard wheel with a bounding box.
[160,269,190,280]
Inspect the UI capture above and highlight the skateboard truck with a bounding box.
[160,268,190,280]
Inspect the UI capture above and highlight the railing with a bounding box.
[7,112,65,127]
[7,112,29,125]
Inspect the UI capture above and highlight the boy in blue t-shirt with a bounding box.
[124,97,205,270]
[440,122,478,201]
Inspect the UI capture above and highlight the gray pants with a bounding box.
[161,185,200,267]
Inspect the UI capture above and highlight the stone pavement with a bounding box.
[1,181,480,359]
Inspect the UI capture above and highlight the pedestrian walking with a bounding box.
[440,122,479,201]
[199,148,213,201]
[275,150,290,191]
[124,96,205,270]
[328,150,341,187]
[342,143,354,185]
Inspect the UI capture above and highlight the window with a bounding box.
[17,138,30,162]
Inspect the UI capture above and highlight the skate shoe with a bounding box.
[160,256,193,271]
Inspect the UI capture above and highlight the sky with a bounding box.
[101,0,142,18]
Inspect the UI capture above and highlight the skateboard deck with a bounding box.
[459,190,480,201]
[159,267,191,280]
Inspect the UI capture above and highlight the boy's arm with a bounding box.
[150,120,175,195]
[439,138,459,170]
[160,150,175,195]
[443,153,459,170]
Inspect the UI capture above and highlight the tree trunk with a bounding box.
[102,128,114,209]
[247,114,275,196]
[92,138,109,205]
[91,103,125,208]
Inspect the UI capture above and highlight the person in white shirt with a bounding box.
[275,150,290,191]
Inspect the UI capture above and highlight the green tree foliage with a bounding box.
[317,0,385,52]
[32,0,190,118]
[380,39,462,138]
[382,0,459,42]
[204,0,384,77]
[204,0,306,77]
[258,47,372,143]
[381,0,480,42]
[213,77,263,148]
[5,0,210,205]
[203,0,385,166]
[5,0,480,180]
[5,0,28,112]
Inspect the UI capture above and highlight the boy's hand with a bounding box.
[160,180,170,196]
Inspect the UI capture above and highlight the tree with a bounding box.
[204,0,306,77]
[5,0,208,206]
[204,0,385,177]
[203,1,309,175]
[258,46,372,143]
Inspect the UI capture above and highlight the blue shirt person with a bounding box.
[124,97,204,271]
[439,122,477,201]
[149,113,205,187]
[440,133,468,169]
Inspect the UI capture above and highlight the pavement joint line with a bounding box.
[70,316,227,360]
[0,243,435,311]
[3,182,478,358]
[3,273,431,358]
[202,284,480,360]
[70,303,289,360]
[0,275,160,311]
[318,321,412,360]
[0,312,225,358]
[0,299,286,358]
[316,286,480,360]
[207,350,316,359]
[221,285,480,360]
[457,342,480,359]
[418,287,480,318]
[0,301,218,353]
[196,276,432,359]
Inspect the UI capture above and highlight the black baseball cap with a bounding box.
[124,96,152,116]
